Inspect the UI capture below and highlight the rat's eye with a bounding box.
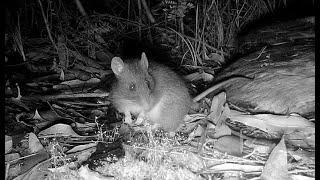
[145,76,154,90]
[129,83,136,91]
[145,80,151,89]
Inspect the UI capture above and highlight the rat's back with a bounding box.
[148,62,191,131]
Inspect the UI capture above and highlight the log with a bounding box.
[213,18,315,119]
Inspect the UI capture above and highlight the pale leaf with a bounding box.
[208,92,226,124]
[260,137,291,180]
[38,123,82,137]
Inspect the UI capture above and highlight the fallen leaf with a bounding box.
[208,52,225,64]
[187,124,205,141]
[5,153,20,164]
[5,135,13,154]
[213,135,243,157]
[75,147,97,164]
[184,72,214,82]
[227,113,315,149]
[20,150,50,177]
[209,163,263,173]
[59,69,65,81]
[260,137,291,180]
[54,78,101,90]
[208,92,226,124]
[169,151,205,172]
[38,123,82,137]
[12,155,51,180]
[212,122,232,138]
[291,174,315,180]
[285,126,315,149]
[67,143,97,153]
[28,133,45,154]
[79,165,113,180]
[32,109,44,121]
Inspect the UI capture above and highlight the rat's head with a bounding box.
[111,52,155,110]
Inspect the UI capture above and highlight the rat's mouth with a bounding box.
[139,98,151,111]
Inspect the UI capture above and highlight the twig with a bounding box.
[127,0,131,19]
[192,76,253,102]
[60,101,109,107]
[141,0,155,23]
[161,27,225,56]
[289,169,315,174]
[137,0,142,40]
[38,134,97,139]
[13,14,26,62]
[168,27,197,65]
[37,0,58,51]
[5,163,10,180]
[22,92,109,101]
[95,13,221,56]
[74,0,87,16]
[6,152,40,164]
[202,163,264,173]
[242,46,267,61]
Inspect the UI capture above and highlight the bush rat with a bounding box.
[110,52,191,132]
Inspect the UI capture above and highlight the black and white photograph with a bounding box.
[4,0,316,179]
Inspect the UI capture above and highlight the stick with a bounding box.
[37,0,58,51]
[141,0,155,23]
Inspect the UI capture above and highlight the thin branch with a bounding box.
[141,0,156,23]
[22,92,109,101]
[37,0,58,51]
[137,0,142,40]
[74,0,87,16]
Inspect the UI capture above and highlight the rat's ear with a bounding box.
[140,52,149,70]
[111,57,125,76]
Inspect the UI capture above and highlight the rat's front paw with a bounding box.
[136,113,147,125]
[124,112,133,124]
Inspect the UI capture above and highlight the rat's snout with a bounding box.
[139,96,151,111]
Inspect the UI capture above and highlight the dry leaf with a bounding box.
[209,163,263,173]
[227,113,314,139]
[254,114,314,131]
[28,133,44,154]
[291,174,314,180]
[79,165,112,180]
[12,156,51,180]
[75,147,97,164]
[5,153,20,164]
[260,137,291,180]
[212,122,232,138]
[67,143,97,154]
[5,135,13,154]
[54,77,100,90]
[208,92,226,124]
[213,135,243,157]
[285,126,315,149]
[208,52,225,64]
[169,151,205,172]
[20,150,50,177]
[184,71,214,82]
[59,69,65,81]
[38,123,82,137]
[32,109,60,122]
[32,109,44,121]
[187,124,205,141]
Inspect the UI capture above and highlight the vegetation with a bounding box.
[6,0,288,69]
